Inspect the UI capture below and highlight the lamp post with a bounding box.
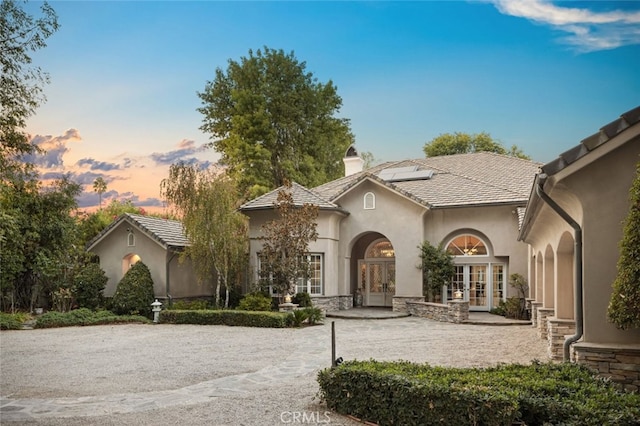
[151,299,163,323]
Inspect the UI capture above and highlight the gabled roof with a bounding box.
[86,213,189,252]
[314,152,541,209]
[239,181,346,212]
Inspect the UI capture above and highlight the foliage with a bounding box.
[418,241,455,301]
[608,161,640,329]
[111,262,155,317]
[505,273,529,319]
[0,312,27,330]
[1,175,82,311]
[302,307,323,325]
[289,308,309,327]
[292,291,312,307]
[237,292,273,311]
[168,299,210,310]
[72,262,107,310]
[259,183,319,302]
[161,162,248,309]
[159,309,290,328]
[0,0,59,179]
[92,176,107,209]
[423,132,530,160]
[198,46,354,199]
[78,199,153,247]
[317,360,640,426]
[34,308,150,328]
[360,151,377,170]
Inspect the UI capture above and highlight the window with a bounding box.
[364,192,375,210]
[446,234,487,256]
[366,240,394,258]
[258,253,324,296]
[127,231,135,247]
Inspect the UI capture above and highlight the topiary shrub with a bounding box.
[237,292,273,311]
[72,263,107,310]
[292,292,312,307]
[111,262,155,317]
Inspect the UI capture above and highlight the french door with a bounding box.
[449,264,504,311]
[360,261,395,307]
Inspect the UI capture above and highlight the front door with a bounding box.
[450,265,490,311]
[364,261,395,307]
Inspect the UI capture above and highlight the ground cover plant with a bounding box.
[0,312,30,330]
[317,360,640,426]
[34,308,150,328]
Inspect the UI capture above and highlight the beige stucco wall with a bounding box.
[90,220,213,300]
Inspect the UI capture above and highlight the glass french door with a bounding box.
[361,261,395,307]
[448,264,503,311]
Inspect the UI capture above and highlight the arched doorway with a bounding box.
[122,253,141,277]
[358,238,395,307]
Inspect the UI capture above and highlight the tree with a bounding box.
[607,161,640,329]
[198,47,354,199]
[1,0,59,180]
[258,183,319,301]
[92,176,107,210]
[161,163,248,308]
[112,261,155,317]
[419,240,455,302]
[361,151,377,170]
[423,132,531,160]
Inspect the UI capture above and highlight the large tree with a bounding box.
[607,161,640,329]
[1,0,59,179]
[161,163,248,308]
[423,132,530,160]
[258,183,319,301]
[92,176,107,210]
[198,47,354,199]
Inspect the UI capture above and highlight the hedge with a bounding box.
[34,308,150,328]
[317,360,640,426]
[159,309,290,328]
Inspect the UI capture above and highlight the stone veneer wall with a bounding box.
[406,300,469,324]
[530,301,543,328]
[311,295,353,312]
[573,343,640,392]
[536,307,555,340]
[546,318,576,360]
[392,296,425,313]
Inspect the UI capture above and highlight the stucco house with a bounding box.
[87,213,213,301]
[518,106,640,388]
[240,151,541,313]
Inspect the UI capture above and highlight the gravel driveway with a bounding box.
[0,317,548,425]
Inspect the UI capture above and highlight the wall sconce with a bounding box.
[454,289,463,300]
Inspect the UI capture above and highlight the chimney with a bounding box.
[343,145,364,177]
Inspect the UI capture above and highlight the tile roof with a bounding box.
[240,181,345,212]
[87,213,189,251]
[542,106,640,176]
[313,152,541,208]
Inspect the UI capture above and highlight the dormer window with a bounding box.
[364,192,375,210]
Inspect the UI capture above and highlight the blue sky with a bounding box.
[25,1,640,210]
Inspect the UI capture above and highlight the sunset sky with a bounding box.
[24,1,640,211]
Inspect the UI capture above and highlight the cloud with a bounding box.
[23,129,82,168]
[150,139,207,165]
[76,158,124,171]
[491,0,640,52]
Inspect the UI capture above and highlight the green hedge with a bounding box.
[0,312,27,330]
[317,360,640,426]
[34,308,150,328]
[159,309,290,328]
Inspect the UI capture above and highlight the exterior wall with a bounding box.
[424,204,529,300]
[573,343,640,392]
[167,255,214,299]
[406,300,469,323]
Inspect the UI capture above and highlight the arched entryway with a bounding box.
[122,253,141,277]
[357,238,396,307]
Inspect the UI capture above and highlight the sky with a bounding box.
[24,0,640,212]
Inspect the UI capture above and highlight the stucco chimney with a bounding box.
[343,145,364,177]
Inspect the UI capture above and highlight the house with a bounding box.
[240,151,541,313]
[518,106,640,388]
[86,213,213,301]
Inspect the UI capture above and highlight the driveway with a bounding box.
[0,317,548,425]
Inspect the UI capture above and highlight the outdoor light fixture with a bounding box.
[284,293,292,303]
[454,289,463,300]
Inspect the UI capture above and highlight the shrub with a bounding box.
[34,308,150,328]
[237,292,273,311]
[317,360,640,426]
[303,307,324,325]
[159,309,290,328]
[111,262,155,317]
[292,292,312,307]
[169,299,210,310]
[0,312,26,330]
[72,263,107,310]
[289,309,309,327]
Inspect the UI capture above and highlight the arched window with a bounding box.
[446,234,488,256]
[364,192,375,210]
[366,239,394,258]
[127,231,135,247]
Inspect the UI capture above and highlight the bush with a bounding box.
[34,308,150,328]
[0,312,27,330]
[168,299,210,310]
[159,309,290,328]
[111,262,155,317]
[292,292,312,307]
[303,307,324,325]
[237,292,273,311]
[289,309,309,327]
[72,263,107,310]
[317,360,640,426]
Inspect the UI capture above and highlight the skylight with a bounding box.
[378,166,434,183]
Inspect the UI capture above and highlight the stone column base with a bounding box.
[392,296,424,313]
[530,301,543,328]
[546,317,576,360]
[536,307,554,340]
[573,343,640,392]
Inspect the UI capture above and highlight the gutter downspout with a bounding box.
[166,250,177,307]
[535,174,583,362]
